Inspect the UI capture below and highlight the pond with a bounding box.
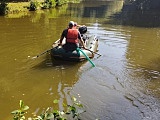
[0,0,160,119]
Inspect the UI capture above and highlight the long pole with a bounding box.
[32,48,52,59]
[85,48,102,57]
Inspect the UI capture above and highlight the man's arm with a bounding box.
[59,36,64,46]
[79,38,86,48]
[58,29,67,46]
[78,32,86,48]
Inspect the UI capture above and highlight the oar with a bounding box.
[32,48,52,59]
[32,41,59,59]
[77,48,95,67]
[84,48,101,57]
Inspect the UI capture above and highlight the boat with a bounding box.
[50,35,99,62]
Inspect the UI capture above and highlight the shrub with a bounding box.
[29,0,38,11]
[42,0,56,9]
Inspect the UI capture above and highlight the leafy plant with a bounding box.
[55,0,68,6]
[29,0,39,11]
[41,0,56,9]
[65,97,85,119]
[11,100,29,120]
[11,97,85,120]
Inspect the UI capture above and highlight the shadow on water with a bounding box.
[107,0,160,27]
[31,53,85,69]
[19,54,91,118]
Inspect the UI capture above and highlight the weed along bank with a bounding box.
[0,0,79,15]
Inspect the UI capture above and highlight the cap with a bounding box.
[74,22,77,26]
[68,21,74,27]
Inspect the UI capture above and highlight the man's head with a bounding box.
[74,22,77,27]
[68,21,74,28]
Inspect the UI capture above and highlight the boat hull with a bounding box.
[51,35,98,62]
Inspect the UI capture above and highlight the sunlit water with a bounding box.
[0,0,160,120]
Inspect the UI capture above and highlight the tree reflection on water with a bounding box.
[109,0,160,27]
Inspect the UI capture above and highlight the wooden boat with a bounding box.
[50,35,98,62]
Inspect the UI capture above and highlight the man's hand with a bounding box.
[58,43,62,46]
[82,46,87,49]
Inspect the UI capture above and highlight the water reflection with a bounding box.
[1,0,160,119]
[125,27,160,97]
[109,0,160,27]
[68,0,124,18]
[31,56,85,112]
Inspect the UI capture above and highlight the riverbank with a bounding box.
[7,2,29,14]
[6,0,78,14]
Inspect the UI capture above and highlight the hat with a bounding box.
[74,22,77,26]
[68,21,74,27]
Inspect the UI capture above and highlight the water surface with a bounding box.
[0,0,160,119]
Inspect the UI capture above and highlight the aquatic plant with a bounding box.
[11,97,85,120]
[11,100,29,120]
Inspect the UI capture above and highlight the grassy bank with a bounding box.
[1,0,80,15]
[7,2,30,14]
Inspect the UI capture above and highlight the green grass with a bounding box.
[7,2,30,14]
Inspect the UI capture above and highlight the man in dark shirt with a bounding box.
[58,21,86,51]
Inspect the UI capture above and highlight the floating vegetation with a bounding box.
[11,97,85,120]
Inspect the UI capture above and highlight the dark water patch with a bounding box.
[107,0,160,27]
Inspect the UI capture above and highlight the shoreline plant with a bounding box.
[29,0,68,11]
[11,97,85,120]
[0,0,80,15]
